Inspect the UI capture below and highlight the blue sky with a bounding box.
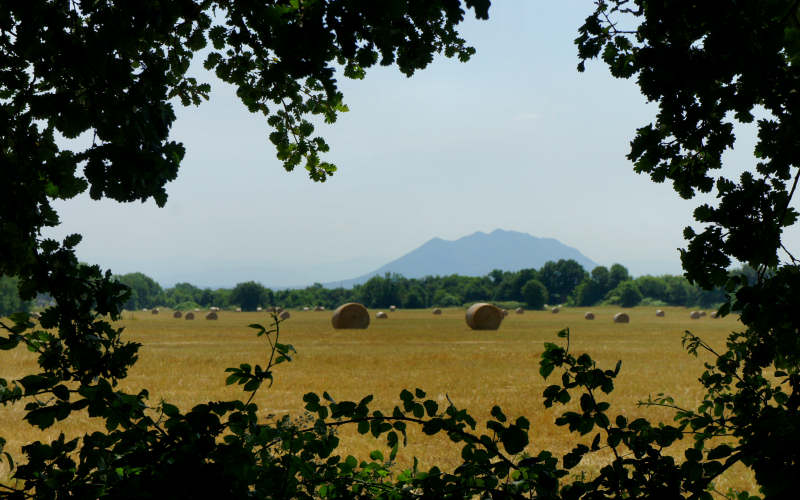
[45,1,798,288]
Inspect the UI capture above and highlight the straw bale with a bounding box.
[173,311,182,319]
[710,311,719,318]
[185,312,195,320]
[699,311,707,317]
[690,311,702,319]
[515,307,524,314]
[376,311,388,319]
[303,307,310,311]
[465,303,503,330]
[151,308,159,315]
[613,312,630,323]
[206,311,218,320]
[432,308,442,315]
[551,306,560,314]
[236,307,242,312]
[331,303,370,329]
[655,309,665,317]
[584,312,595,320]
[279,311,290,320]
[389,305,397,312]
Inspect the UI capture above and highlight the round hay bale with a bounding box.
[256,306,263,312]
[551,306,560,314]
[432,308,442,315]
[194,308,200,312]
[331,303,370,329]
[279,310,290,320]
[277,307,285,314]
[613,312,630,324]
[465,303,503,331]
[303,306,310,311]
[173,311,182,319]
[205,311,218,320]
[376,311,388,319]
[185,312,195,320]
[584,312,595,320]
[710,311,719,318]
[515,307,524,314]
[655,309,665,317]
[699,311,707,317]
[690,311,702,319]
[151,308,159,315]
[235,307,242,312]
[389,305,397,312]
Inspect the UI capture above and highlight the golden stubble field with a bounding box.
[1,306,756,492]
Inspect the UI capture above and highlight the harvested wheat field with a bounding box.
[1,306,755,491]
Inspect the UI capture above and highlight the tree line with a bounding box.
[92,259,753,313]
[1,260,756,316]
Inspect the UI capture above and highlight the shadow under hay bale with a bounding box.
[331,303,370,329]
[465,303,503,331]
[173,311,182,318]
[585,312,595,320]
[432,308,442,315]
[655,309,665,317]
[613,312,630,323]
[206,311,218,320]
[376,311,388,319]
[185,312,195,320]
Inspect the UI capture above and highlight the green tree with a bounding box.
[607,263,630,290]
[538,259,588,304]
[520,279,548,310]
[230,281,268,312]
[605,280,643,308]
[0,276,31,316]
[116,272,163,309]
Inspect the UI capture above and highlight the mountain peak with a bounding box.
[326,230,597,288]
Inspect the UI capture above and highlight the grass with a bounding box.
[0,306,757,494]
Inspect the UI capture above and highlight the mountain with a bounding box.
[323,229,597,288]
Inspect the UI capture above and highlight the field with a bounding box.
[1,306,756,493]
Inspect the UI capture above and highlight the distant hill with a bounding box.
[324,229,597,288]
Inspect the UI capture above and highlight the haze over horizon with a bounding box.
[43,1,800,289]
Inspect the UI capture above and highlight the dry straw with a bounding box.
[613,312,630,323]
[331,303,370,329]
[465,303,503,331]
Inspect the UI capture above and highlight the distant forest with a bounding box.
[1,260,756,316]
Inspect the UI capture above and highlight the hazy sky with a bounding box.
[45,1,800,288]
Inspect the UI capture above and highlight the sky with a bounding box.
[45,1,800,288]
